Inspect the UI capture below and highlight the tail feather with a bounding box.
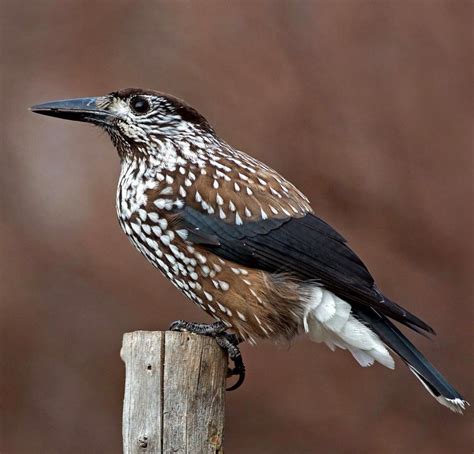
[355,307,468,414]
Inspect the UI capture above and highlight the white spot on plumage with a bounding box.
[157,259,168,271]
[219,208,226,219]
[176,229,188,240]
[246,187,253,195]
[179,186,186,197]
[148,212,160,223]
[260,208,268,220]
[218,281,230,291]
[216,193,224,205]
[270,187,282,198]
[195,252,207,264]
[159,186,173,195]
[165,253,176,265]
[158,218,168,230]
[184,178,192,187]
[175,280,184,289]
[165,175,174,184]
[235,212,243,225]
[138,209,147,221]
[213,263,222,273]
[229,200,236,211]
[237,311,246,321]
[195,191,202,203]
[153,247,163,258]
[213,180,219,189]
[160,235,171,246]
[234,182,240,192]
[289,204,299,214]
[204,291,213,301]
[131,223,141,235]
[154,198,172,210]
[244,207,252,217]
[169,244,180,257]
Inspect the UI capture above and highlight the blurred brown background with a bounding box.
[1,1,472,453]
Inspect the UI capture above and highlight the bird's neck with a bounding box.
[118,132,227,175]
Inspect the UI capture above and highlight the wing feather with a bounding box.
[173,206,434,334]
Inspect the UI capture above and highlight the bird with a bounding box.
[31,88,468,412]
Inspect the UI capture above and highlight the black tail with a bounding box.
[356,307,468,414]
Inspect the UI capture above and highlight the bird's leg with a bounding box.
[169,320,245,390]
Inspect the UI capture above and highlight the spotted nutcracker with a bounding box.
[31,88,467,412]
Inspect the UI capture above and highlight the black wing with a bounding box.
[175,206,434,334]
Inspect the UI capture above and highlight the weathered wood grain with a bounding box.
[121,331,227,453]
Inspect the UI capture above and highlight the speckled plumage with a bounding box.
[98,88,313,343]
[114,132,311,342]
[32,88,468,413]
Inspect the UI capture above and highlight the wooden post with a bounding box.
[121,331,227,454]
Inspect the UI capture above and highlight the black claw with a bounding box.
[226,354,246,391]
[214,332,245,391]
[168,320,246,390]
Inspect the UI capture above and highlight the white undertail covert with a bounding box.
[303,287,395,369]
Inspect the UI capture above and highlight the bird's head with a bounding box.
[31,88,216,160]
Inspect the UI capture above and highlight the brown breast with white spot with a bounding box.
[116,150,312,341]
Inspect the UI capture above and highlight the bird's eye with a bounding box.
[130,96,150,115]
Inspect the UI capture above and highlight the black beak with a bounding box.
[30,97,114,126]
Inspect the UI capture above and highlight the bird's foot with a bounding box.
[169,320,245,391]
